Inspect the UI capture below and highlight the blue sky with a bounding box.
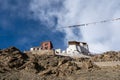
[0,0,120,53]
[0,0,65,51]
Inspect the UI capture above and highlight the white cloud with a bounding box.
[30,0,120,53]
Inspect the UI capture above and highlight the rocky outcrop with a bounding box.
[0,47,120,80]
[0,47,81,78]
[0,47,26,73]
[22,53,80,76]
[91,51,120,62]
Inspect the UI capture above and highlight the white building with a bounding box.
[30,47,41,51]
[55,49,61,54]
[66,41,89,55]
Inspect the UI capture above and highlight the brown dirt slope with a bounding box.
[0,47,120,80]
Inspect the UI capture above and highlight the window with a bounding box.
[45,43,48,46]
[45,47,48,49]
[33,48,35,50]
[37,48,39,50]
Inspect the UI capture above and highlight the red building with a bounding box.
[41,41,53,50]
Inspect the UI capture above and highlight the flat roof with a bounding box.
[68,41,88,45]
[31,46,41,48]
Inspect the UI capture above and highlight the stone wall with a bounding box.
[24,50,55,55]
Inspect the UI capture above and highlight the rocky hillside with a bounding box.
[0,47,120,80]
[91,51,120,62]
